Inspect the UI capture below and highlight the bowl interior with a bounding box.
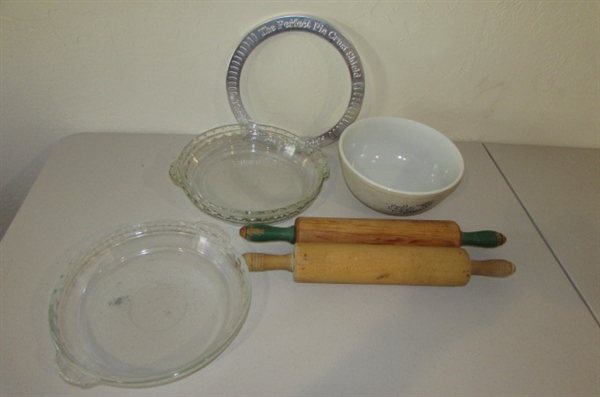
[340,118,463,194]
[49,221,251,387]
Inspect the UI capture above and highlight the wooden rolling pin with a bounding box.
[239,217,506,248]
[243,243,515,286]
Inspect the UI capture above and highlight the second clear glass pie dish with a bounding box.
[170,124,330,224]
[48,220,252,388]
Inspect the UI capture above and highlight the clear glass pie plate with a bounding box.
[48,220,252,388]
[169,124,330,224]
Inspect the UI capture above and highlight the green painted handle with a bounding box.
[240,224,296,243]
[460,231,506,248]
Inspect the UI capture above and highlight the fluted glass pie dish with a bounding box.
[48,220,252,388]
[170,124,330,224]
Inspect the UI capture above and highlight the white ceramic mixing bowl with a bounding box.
[338,117,464,215]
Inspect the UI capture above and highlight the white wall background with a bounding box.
[1,1,598,238]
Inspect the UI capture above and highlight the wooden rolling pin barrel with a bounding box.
[240,217,506,248]
[243,243,516,286]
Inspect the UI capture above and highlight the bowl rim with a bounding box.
[338,117,465,196]
[48,219,252,388]
[170,124,330,224]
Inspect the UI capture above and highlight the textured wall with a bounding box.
[1,1,598,238]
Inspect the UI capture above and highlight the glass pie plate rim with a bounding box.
[169,123,330,224]
[48,219,252,388]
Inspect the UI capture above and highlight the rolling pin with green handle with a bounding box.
[243,243,516,286]
[240,217,506,248]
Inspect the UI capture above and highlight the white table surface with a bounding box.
[1,133,598,396]
[485,143,600,324]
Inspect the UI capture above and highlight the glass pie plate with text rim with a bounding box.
[170,124,330,224]
[227,14,365,147]
[48,220,252,388]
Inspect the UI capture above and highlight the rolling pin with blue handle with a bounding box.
[243,243,516,286]
[240,217,506,248]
